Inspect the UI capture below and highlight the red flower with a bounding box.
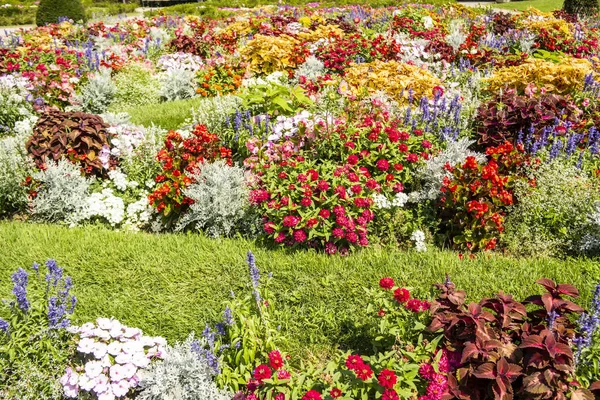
[307,169,319,181]
[382,389,399,400]
[269,350,284,370]
[317,180,329,191]
[378,309,386,317]
[302,390,322,400]
[306,218,318,228]
[350,184,363,194]
[301,197,312,207]
[378,369,397,389]
[376,159,390,171]
[397,143,408,152]
[356,363,373,380]
[421,140,432,149]
[345,354,364,370]
[347,154,359,165]
[432,86,444,97]
[330,388,342,398]
[405,298,423,313]
[393,287,410,303]
[278,171,288,179]
[253,364,272,382]
[319,209,330,219]
[379,277,395,290]
[463,156,478,170]
[406,153,419,163]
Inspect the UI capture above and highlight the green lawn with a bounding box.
[494,0,563,12]
[122,96,204,131]
[1,221,598,361]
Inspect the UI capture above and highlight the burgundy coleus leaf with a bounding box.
[522,372,551,396]
[461,336,502,363]
[590,381,600,396]
[571,389,595,400]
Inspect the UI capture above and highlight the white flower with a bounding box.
[391,192,409,208]
[121,363,137,380]
[115,351,134,365]
[79,374,95,391]
[96,318,113,330]
[373,194,391,209]
[122,327,142,340]
[121,340,144,354]
[92,373,110,394]
[107,341,122,355]
[77,338,97,354]
[100,354,113,368]
[131,352,151,368]
[410,230,427,252]
[108,169,129,191]
[93,327,112,341]
[111,379,131,397]
[63,384,79,398]
[110,364,126,382]
[97,387,116,400]
[85,361,104,379]
[93,342,109,359]
[422,16,434,30]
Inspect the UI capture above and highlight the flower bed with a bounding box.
[1,3,600,398]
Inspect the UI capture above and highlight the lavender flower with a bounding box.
[247,251,262,303]
[0,318,9,336]
[223,306,234,326]
[575,283,600,364]
[48,296,70,329]
[11,268,29,312]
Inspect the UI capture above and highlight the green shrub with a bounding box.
[503,160,600,257]
[110,63,160,110]
[563,0,599,15]
[35,0,86,26]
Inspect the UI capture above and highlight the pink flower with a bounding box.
[277,369,291,380]
[264,222,276,234]
[419,364,434,380]
[275,232,286,243]
[293,230,307,243]
[325,242,337,254]
[283,215,300,227]
[332,228,345,238]
[376,159,390,171]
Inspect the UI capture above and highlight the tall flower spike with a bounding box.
[11,268,30,312]
[0,318,9,337]
[246,250,261,303]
